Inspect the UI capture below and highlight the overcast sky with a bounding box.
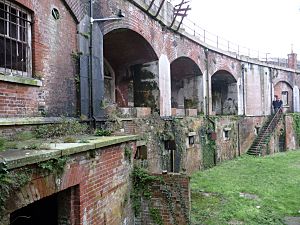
[182,0,300,59]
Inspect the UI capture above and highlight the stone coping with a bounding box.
[0,117,74,126]
[0,135,139,170]
[0,74,42,86]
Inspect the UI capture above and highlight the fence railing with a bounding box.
[132,0,294,69]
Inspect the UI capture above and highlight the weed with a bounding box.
[35,118,88,138]
[63,136,77,143]
[94,129,111,136]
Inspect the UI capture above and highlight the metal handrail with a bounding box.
[134,0,293,68]
[254,108,283,152]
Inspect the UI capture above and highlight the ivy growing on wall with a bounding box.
[0,161,31,217]
[291,113,300,144]
[130,166,162,216]
[37,156,68,175]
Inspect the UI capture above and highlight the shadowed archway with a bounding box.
[211,70,237,115]
[170,57,203,115]
[104,28,159,111]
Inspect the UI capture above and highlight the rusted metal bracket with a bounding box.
[154,0,166,18]
[170,0,191,30]
[147,0,156,11]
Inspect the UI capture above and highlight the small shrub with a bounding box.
[0,138,5,151]
[35,118,88,138]
[94,129,111,136]
[15,131,34,141]
[63,136,77,143]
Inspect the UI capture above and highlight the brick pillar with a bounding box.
[288,52,297,69]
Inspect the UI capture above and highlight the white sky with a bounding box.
[183,0,300,59]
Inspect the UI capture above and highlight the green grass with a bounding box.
[191,151,300,225]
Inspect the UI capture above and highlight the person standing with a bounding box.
[272,95,283,113]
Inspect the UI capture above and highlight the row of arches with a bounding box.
[100,28,296,116]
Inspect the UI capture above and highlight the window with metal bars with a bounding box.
[0,0,32,76]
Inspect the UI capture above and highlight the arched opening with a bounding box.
[211,70,237,115]
[170,57,203,116]
[274,81,293,112]
[103,28,159,114]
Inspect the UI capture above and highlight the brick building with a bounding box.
[1,0,300,224]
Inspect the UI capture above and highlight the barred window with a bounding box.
[0,0,32,76]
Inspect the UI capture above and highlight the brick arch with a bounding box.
[274,79,293,89]
[170,56,203,79]
[274,80,293,112]
[210,54,240,82]
[103,19,160,60]
[211,70,238,115]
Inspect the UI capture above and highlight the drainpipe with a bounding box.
[89,0,95,129]
[205,48,209,117]
[241,64,245,116]
[237,120,241,156]
[270,68,273,115]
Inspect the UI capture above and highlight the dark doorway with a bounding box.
[279,134,286,152]
[165,140,176,172]
[10,194,57,225]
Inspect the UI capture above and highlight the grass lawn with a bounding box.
[191,151,300,225]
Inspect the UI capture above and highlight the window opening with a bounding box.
[164,140,176,172]
[0,0,32,76]
[281,91,288,106]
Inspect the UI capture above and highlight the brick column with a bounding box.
[288,52,297,69]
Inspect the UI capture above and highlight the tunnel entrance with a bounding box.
[104,28,159,114]
[10,187,78,225]
[171,57,203,116]
[211,71,237,115]
[10,194,57,225]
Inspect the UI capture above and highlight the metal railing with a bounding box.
[132,0,294,69]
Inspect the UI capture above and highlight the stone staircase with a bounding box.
[247,108,283,156]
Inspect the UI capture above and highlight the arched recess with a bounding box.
[170,57,203,115]
[211,70,238,115]
[274,81,293,112]
[103,28,159,111]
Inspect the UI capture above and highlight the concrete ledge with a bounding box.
[0,135,139,170]
[0,117,74,126]
[0,74,42,86]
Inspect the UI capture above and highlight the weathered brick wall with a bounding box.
[214,117,239,162]
[239,116,269,154]
[0,82,40,117]
[1,0,78,117]
[285,115,297,150]
[2,141,136,225]
[138,173,190,225]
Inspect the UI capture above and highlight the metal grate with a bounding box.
[0,0,32,77]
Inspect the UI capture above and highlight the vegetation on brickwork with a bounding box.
[0,161,31,217]
[37,156,68,175]
[35,118,88,138]
[94,128,112,136]
[124,146,132,163]
[191,151,300,225]
[0,131,51,151]
[131,166,191,225]
[149,207,163,225]
[176,183,191,224]
[291,113,300,144]
[130,166,162,216]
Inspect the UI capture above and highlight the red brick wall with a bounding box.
[138,174,190,225]
[3,141,137,225]
[1,0,78,117]
[0,82,39,117]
